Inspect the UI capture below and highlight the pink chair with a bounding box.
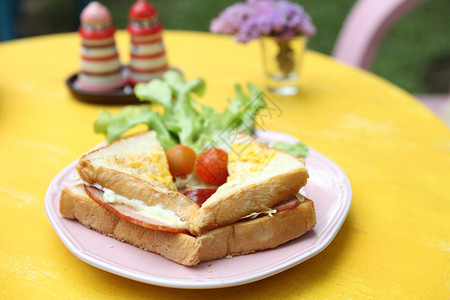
[332,0,449,123]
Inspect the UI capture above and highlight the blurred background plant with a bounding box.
[3,0,449,94]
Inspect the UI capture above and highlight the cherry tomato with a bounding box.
[195,148,229,186]
[183,189,217,207]
[165,145,196,177]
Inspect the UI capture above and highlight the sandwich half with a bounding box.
[189,132,309,235]
[76,131,198,231]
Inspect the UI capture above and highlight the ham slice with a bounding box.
[84,184,301,234]
[84,185,190,234]
[273,196,300,212]
[183,189,217,207]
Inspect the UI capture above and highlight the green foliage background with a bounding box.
[16,0,450,94]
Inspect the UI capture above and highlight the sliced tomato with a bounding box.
[84,185,190,234]
[183,188,217,207]
[195,148,229,186]
[273,196,300,212]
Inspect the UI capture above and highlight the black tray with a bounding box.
[66,72,140,105]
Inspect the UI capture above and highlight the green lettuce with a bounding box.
[272,141,309,158]
[93,70,308,157]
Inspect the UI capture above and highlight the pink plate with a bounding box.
[45,130,351,289]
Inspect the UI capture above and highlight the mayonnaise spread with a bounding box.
[92,184,187,228]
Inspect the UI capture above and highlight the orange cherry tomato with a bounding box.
[165,145,196,177]
[195,148,229,186]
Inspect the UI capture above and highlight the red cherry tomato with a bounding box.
[165,145,196,177]
[183,189,217,207]
[195,148,229,186]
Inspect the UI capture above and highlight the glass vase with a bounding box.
[259,35,308,96]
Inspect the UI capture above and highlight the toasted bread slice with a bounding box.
[60,184,316,266]
[189,133,309,235]
[60,184,200,265]
[76,131,199,222]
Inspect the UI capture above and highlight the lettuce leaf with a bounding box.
[94,105,178,149]
[93,70,307,156]
[272,141,309,158]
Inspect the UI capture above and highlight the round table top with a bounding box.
[0,30,448,299]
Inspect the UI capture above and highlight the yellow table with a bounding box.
[0,30,448,299]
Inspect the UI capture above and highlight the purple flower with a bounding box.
[210,0,316,43]
[210,3,256,35]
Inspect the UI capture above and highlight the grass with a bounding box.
[14,0,450,94]
[371,0,450,93]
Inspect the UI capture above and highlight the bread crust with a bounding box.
[60,185,200,265]
[78,164,199,221]
[59,184,120,234]
[197,199,316,262]
[59,184,315,266]
[190,168,308,235]
[75,131,309,237]
[190,132,309,235]
[76,131,199,221]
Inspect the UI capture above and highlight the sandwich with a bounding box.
[59,131,316,266]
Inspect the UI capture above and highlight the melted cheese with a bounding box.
[242,209,277,220]
[296,193,305,203]
[240,193,304,220]
[94,184,187,228]
[113,145,176,190]
[227,142,276,181]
